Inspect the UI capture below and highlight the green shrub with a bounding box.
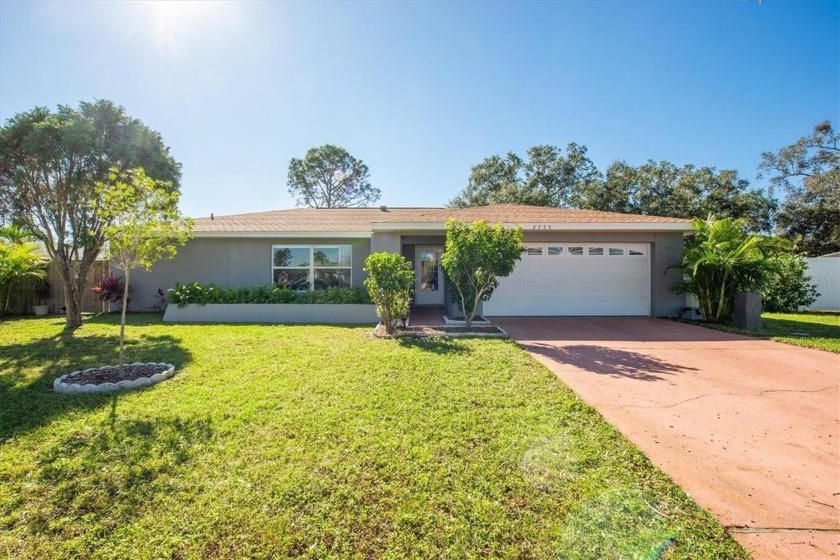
[363,252,414,334]
[0,227,47,316]
[167,282,370,307]
[441,220,523,328]
[674,216,787,323]
[278,286,297,303]
[761,253,819,312]
[300,286,370,304]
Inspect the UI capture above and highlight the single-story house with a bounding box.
[127,203,694,318]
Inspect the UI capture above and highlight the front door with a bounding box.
[415,246,444,306]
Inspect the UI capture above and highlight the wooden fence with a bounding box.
[7,261,109,315]
[47,260,110,314]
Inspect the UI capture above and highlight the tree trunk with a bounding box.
[1,285,11,316]
[464,297,474,330]
[714,273,729,323]
[52,241,102,330]
[119,269,130,374]
[60,257,96,330]
[464,289,484,330]
[63,275,83,329]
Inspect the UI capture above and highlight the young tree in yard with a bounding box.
[363,252,414,335]
[759,120,840,255]
[441,220,523,329]
[676,216,787,324]
[96,168,193,373]
[288,145,380,208]
[0,100,181,328]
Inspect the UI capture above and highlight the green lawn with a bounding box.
[0,315,747,559]
[704,312,840,353]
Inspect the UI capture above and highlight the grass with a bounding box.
[700,312,840,353]
[0,314,747,559]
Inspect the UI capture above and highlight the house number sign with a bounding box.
[530,224,552,230]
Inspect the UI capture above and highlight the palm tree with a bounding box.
[677,216,787,323]
[0,226,47,316]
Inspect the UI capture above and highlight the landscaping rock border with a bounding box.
[53,363,176,395]
[442,315,492,326]
[373,324,509,339]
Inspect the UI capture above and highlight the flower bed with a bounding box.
[54,363,176,394]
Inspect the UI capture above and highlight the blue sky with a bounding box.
[1,1,837,218]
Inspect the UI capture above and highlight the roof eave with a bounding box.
[193,231,373,239]
[370,222,695,232]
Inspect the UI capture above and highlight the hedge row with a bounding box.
[168,282,371,307]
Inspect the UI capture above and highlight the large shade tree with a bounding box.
[0,100,181,328]
[579,161,776,232]
[448,144,601,208]
[449,146,776,232]
[759,120,839,255]
[287,145,380,208]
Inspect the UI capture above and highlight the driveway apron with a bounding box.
[492,317,840,560]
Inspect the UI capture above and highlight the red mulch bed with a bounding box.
[62,363,170,385]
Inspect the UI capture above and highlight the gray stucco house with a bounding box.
[129,203,693,318]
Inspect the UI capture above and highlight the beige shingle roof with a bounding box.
[193,207,432,233]
[373,204,692,225]
[193,204,692,233]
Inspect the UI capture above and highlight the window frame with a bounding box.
[524,245,544,256]
[271,244,353,291]
[516,243,648,257]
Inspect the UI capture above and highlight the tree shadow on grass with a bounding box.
[19,405,213,543]
[0,330,192,442]
[396,336,471,355]
[81,312,166,327]
[523,343,697,382]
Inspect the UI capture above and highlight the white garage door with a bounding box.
[483,243,651,316]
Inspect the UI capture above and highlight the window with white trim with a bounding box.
[525,246,544,256]
[272,245,352,290]
[516,243,647,257]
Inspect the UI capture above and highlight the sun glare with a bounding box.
[135,1,239,55]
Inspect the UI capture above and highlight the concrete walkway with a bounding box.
[492,317,840,560]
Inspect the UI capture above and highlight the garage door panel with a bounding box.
[483,243,650,316]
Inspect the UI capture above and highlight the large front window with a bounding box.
[272,245,352,290]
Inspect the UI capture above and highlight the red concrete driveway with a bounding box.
[492,317,840,560]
